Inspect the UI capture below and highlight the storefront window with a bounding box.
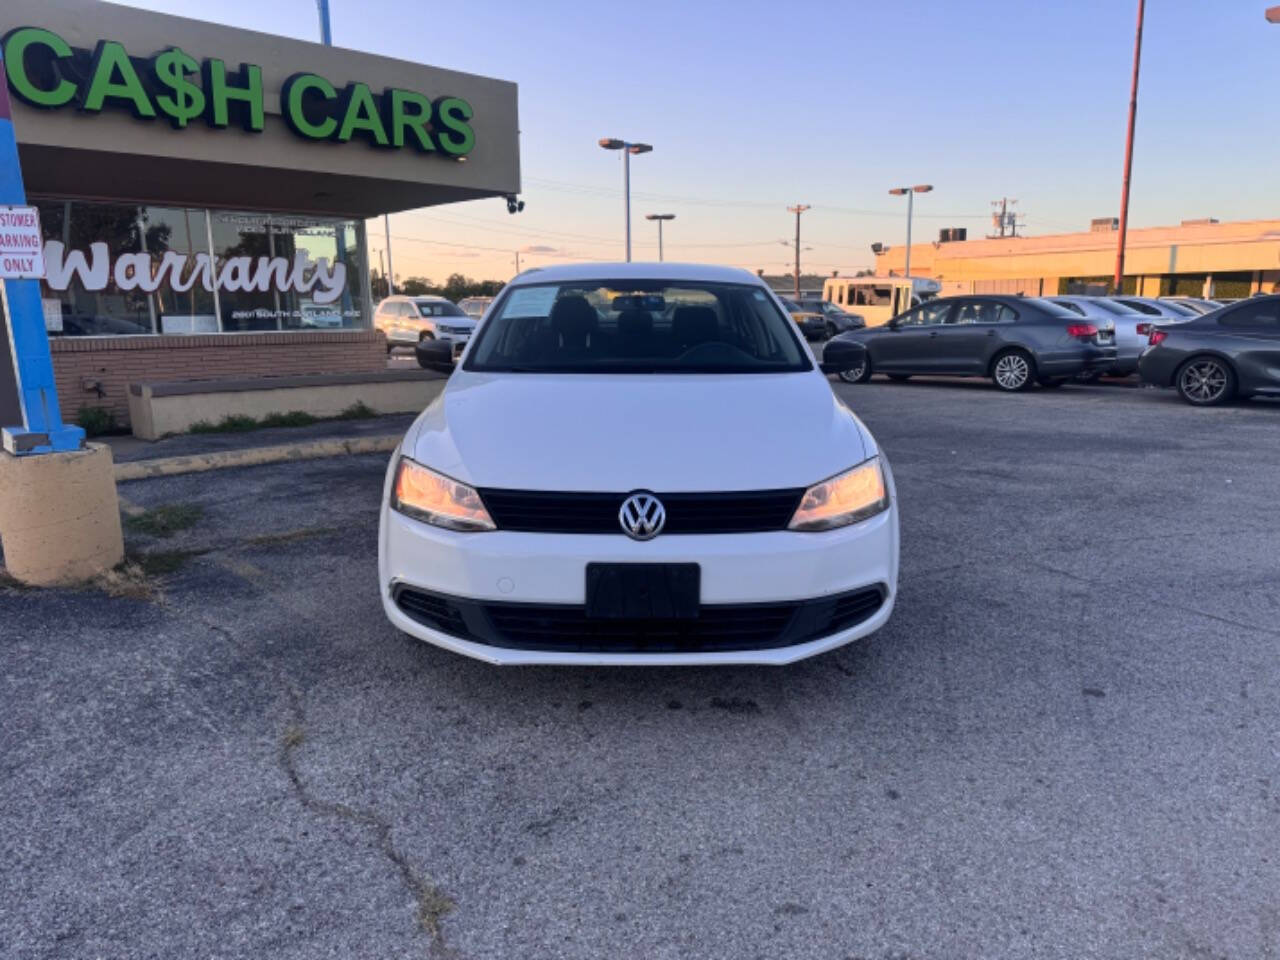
[35,199,369,336]
[210,212,368,332]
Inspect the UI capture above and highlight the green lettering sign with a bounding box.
[2,27,78,108]
[336,82,389,146]
[203,58,264,131]
[82,40,156,118]
[1,27,476,160]
[388,88,435,152]
[151,47,205,129]
[282,72,338,140]
[434,97,475,156]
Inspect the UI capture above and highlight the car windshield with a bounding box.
[1088,298,1140,315]
[465,280,811,374]
[416,300,467,318]
[1117,298,1163,316]
[1031,298,1086,319]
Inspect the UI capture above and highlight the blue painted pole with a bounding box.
[0,46,83,454]
[316,0,333,46]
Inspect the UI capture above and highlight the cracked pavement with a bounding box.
[3,378,1279,959]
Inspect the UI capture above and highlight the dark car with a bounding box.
[1137,295,1280,405]
[832,295,1117,391]
[778,296,828,341]
[814,300,866,337]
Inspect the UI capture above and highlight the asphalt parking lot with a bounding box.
[4,377,1279,960]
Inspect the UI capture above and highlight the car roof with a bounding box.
[507,262,765,287]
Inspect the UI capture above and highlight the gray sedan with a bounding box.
[1138,295,1280,405]
[1161,296,1223,316]
[834,295,1116,391]
[1112,296,1199,322]
[1049,295,1144,375]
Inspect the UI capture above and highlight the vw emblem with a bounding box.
[618,492,666,541]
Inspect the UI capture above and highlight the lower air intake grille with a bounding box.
[393,584,885,654]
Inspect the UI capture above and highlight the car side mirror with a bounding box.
[415,337,455,374]
[887,317,899,329]
[819,337,867,376]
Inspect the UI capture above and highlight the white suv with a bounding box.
[374,295,475,356]
[378,263,898,665]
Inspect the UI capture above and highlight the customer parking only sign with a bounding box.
[0,206,44,279]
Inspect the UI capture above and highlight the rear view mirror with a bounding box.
[415,337,455,374]
[819,337,867,376]
[612,294,665,312]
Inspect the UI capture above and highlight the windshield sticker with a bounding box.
[503,286,559,318]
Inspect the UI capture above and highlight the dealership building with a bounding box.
[874,218,1280,300]
[0,0,519,428]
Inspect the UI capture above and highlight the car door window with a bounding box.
[952,301,1016,325]
[1218,300,1280,330]
[898,300,953,326]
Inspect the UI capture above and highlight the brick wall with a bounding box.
[52,330,388,427]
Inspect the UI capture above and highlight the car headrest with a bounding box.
[550,295,597,339]
[672,305,718,345]
[616,309,653,338]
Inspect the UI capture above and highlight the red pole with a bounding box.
[1113,0,1145,293]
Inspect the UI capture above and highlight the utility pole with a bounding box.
[787,205,810,298]
[515,250,521,274]
[1114,0,1145,294]
[988,198,1023,238]
[384,215,395,295]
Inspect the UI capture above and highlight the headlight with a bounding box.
[391,457,495,531]
[788,457,889,531]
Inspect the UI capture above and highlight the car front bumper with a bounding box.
[379,471,900,665]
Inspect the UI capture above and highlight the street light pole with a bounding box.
[1113,0,1145,294]
[889,184,933,279]
[645,214,675,261]
[787,205,810,298]
[599,139,653,261]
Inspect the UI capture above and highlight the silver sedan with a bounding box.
[1047,295,1140,376]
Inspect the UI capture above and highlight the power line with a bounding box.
[522,175,992,220]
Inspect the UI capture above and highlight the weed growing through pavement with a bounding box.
[123,503,205,538]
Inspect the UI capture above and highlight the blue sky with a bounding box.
[126,0,1280,281]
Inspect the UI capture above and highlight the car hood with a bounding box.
[404,371,872,491]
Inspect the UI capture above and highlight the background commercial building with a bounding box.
[1,0,519,427]
[873,218,1280,300]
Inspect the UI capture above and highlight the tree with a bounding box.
[399,276,435,296]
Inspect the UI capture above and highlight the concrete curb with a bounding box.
[114,434,401,481]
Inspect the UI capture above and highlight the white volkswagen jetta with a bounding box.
[379,263,899,665]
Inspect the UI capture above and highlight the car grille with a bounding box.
[476,488,805,535]
[437,324,471,335]
[393,584,885,653]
